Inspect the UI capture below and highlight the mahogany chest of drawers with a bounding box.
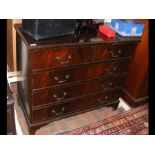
[15,24,139,134]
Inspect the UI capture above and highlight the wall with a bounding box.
[7,19,22,72]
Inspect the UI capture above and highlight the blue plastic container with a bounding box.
[110,19,144,37]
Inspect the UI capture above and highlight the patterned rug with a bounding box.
[59,105,148,135]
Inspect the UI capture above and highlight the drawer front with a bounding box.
[92,44,136,62]
[32,46,93,70]
[32,89,122,122]
[32,60,130,89]
[32,75,126,107]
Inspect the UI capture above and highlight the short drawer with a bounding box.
[32,89,122,122]
[92,44,136,62]
[32,60,130,89]
[32,75,126,107]
[32,46,93,70]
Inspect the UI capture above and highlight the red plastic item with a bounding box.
[99,25,116,38]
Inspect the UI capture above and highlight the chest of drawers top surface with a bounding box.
[15,24,140,49]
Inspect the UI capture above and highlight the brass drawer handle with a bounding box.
[106,66,117,74]
[104,96,109,100]
[101,84,109,90]
[51,107,65,116]
[54,74,70,84]
[55,55,72,64]
[97,96,109,103]
[110,49,122,58]
[53,92,67,101]
[101,82,113,90]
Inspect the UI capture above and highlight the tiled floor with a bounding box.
[10,82,129,135]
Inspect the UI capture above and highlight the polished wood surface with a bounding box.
[93,44,136,62]
[15,24,139,134]
[15,24,140,48]
[32,75,126,107]
[32,88,122,122]
[32,46,93,69]
[121,19,148,107]
[32,60,130,89]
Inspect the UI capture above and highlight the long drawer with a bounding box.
[32,46,93,70]
[32,89,122,122]
[92,44,136,62]
[32,60,130,89]
[32,75,126,107]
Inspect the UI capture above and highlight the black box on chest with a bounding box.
[22,19,78,40]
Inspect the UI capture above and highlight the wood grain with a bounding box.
[15,24,139,134]
[121,19,148,107]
